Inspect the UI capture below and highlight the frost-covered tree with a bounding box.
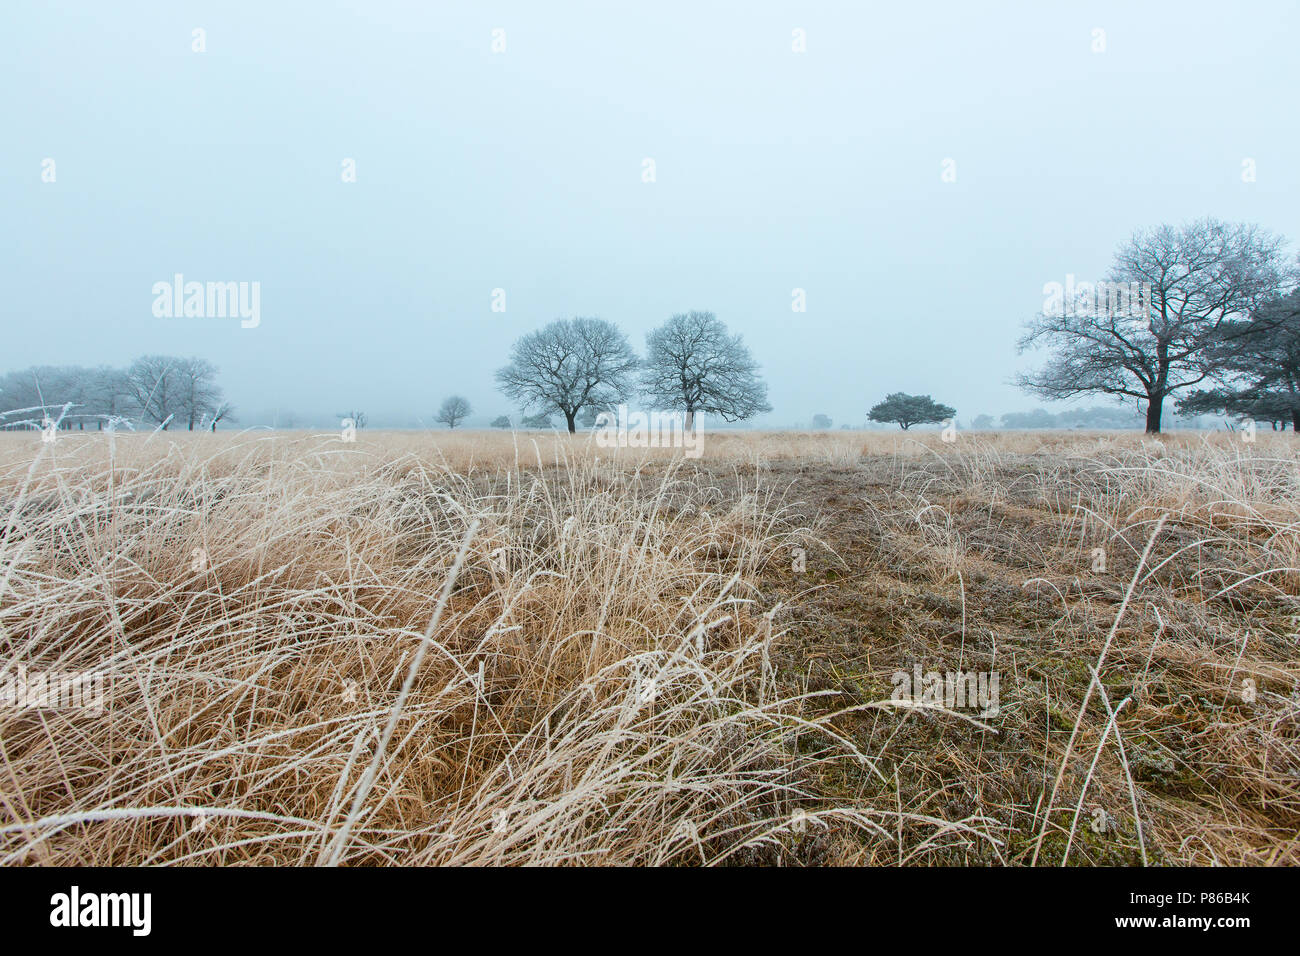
[1017,219,1293,433]
[172,357,223,430]
[641,311,771,429]
[496,317,639,433]
[88,367,137,428]
[127,355,223,430]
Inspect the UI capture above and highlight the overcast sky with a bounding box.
[4,1,1298,427]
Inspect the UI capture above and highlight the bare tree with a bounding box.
[496,317,640,433]
[208,400,237,431]
[435,395,472,429]
[45,366,90,429]
[171,357,223,430]
[1016,219,1293,433]
[126,355,207,429]
[88,366,137,429]
[640,311,771,428]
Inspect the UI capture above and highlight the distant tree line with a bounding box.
[0,356,232,432]
[988,407,1147,430]
[17,228,1297,439]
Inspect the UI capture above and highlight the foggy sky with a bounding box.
[4,1,1298,427]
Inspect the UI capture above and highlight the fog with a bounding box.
[4,0,1297,427]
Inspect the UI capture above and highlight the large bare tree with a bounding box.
[640,311,771,428]
[1016,218,1293,433]
[496,317,639,433]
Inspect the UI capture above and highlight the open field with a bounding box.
[1,428,1297,865]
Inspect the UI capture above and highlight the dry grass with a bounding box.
[1,427,1297,865]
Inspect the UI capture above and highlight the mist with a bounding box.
[3,1,1297,427]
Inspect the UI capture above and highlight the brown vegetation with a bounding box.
[1,429,1296,865]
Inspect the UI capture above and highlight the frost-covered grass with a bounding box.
[1,429,1295,865]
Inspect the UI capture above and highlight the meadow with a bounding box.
[1,427,1296,865]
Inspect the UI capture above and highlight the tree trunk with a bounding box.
[685,409,695,431]
[1293,409,1300,432]
[1144,393,1164,434]
[565,410,576,434]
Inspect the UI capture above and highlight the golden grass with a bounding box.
[1,427,1296,865]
